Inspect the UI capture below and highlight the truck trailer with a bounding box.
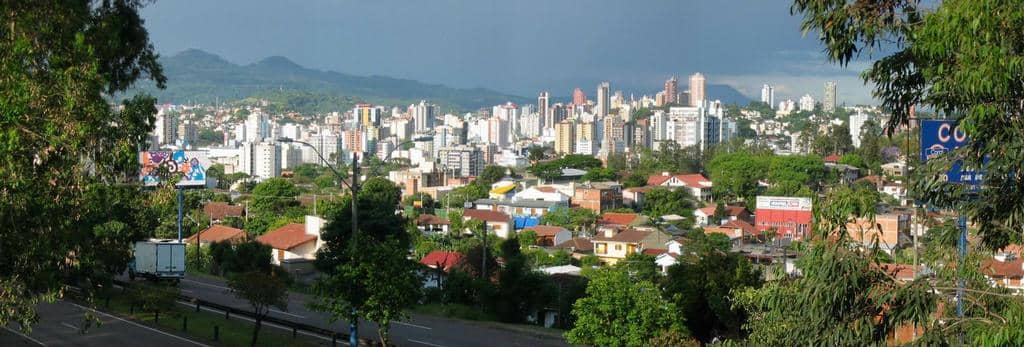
[128,239,186,283]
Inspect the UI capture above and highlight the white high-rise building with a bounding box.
[493,102,520,140]
[280,143,302,170]
[596,82,610,118]
[438,145,484,177]
[799,94,816,112]
[650,110,668,141]
[689,73,706,107]
[280,123,303,141]
[664,101,734,152]
[412,100,437,132]
[761,84,775,109]
[153,112,178,146]
[849,111,871,148]
[240,141,281,180]
[245,112,271,142]
[305,132,340,166]
[824,81,838,113]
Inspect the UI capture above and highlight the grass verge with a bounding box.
[101,293,329,346]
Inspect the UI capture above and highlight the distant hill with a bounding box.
[706,84,753,105]
[128,49,531,113]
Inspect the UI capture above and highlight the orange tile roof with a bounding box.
[420,251,464,272]
[646,173,711,188]
[723,219,757,236]
[186,225,246,244]
[982,258,1024,279]
[536,186,558,193]
[463,209,511,223]
[256,223,316,251]
[203,202,244,220]
[599,213,640,226]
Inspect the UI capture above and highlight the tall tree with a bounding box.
[566,268,687,347]
[1,0,165,328]
[228,271,289,346]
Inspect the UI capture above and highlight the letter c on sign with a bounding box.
[938,123,951,143]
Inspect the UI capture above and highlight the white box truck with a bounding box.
[128,239,186,283]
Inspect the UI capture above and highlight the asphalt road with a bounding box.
[163,274,568,347]
[1,301,210,347]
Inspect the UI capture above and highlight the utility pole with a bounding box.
[348,152,360,347]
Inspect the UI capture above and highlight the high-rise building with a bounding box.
[352,104,381,128]
[572,87,587,106]
[538,91,551,129]
[153,112,178,146]
[305,132,339,166]
[849,111,870,148]
[761,84,775,109]
[664,76,678,104]
[493,102,519,141]
[412,100,437,132]
[824,81,837,113]
[689,73,705,107]
[664,103,734,152]
[602,115,626,154]
[654,92,667,107]
[439,145,484,177]
[178,118,197,147]
[240,141,281,180]
[551,103,570,127]
[245,112,271,142]
[280,144,302,170]
[554,120,575,155]
[575,122,597,155]
[799,94,816,111]
[596,82,610,118]
[650,110,667,141]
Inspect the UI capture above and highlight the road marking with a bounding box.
[60,322,78,331]
[393,321,432,330]
[269,309,305,319]
[69,303,210,347]
[408,338,447,347]
[2,326,46,346]
[181,278,230,291]
[175,301,333,342]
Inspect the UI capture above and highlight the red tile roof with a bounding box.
[599,213,640,226]
[642,248,667,256]
[416,214,450,225]
[697,205,749,218]
[824,154,841,163]
[982,258,1024,279]
[463,209,511,223]
[723,219,757,236]
[186,225,246,244]
[256,223,316,251]
[646,173,711,189]
[878,263,917,282]
[536,186,558,193]
[203,202,244,220]
[525,225,569,237]
[420,251,464,272]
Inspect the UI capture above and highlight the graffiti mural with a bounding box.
[139,151,209,187]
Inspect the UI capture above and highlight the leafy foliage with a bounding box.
[539,207,599,232]
[228,271,289,346]
[566,268,687,347]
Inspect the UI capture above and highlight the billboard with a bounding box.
[756,196,812,211]
[139,151,210,187]
[920,119,983,184]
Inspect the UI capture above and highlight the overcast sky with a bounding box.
[141,0,877,104]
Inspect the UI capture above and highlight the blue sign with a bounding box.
[919,120,983,185]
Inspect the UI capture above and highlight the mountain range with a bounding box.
[128,49,750,114]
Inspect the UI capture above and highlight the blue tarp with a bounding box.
[514,216,540,230]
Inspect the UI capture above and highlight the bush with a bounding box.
[185,243,212,273]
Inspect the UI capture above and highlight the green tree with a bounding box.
[1,3,170,308]
[312,177,417,344]
[540,207,598,232]
[228,271,289,346]
[527,146,548,163]
[838,152,866,169]
[614,252,659,283]
[566,268,687,347]
[477,165,508,186]
[249,178,300,214]
[518,230,538,249]
[622,173,648,188]
[711,202,729,225]
[493,238,550,323]
[642,187,695,222]
[857,119,883,173]
[707,151,768,202]
[662,251,761,342]
[581,167,618,182]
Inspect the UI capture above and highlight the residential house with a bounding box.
[824,163,860,184]
[845,212,910,254]
[185,225,246,245]
[646,172,713,201]
[982,253,1024,292]
[462,209,514,238]
[524,225,572,247]
[571,181,623,214]
[540,265,582,276]
[473,198,567,229]
[203,202,244,223]
[256,216,324,265]
[420,250,465,288]
[705,219,757,240]
[554,237,595,258]
[623,186,653,209]
[881,162,907,177]
[415,214,450,235]
[694,204,753,227]
[591,228,652,265]
[598,212,647,228]
[513,186,571,204]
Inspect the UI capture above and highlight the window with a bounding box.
[614,244,622,251]
[595,243,608,254]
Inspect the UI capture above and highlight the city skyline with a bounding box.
[140,0,875,104]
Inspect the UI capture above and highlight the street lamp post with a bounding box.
[279,138,360,347]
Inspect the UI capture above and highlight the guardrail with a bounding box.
[110,279,361,346]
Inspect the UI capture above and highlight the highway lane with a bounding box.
[1,301,210,347]
[162,275,568,347]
